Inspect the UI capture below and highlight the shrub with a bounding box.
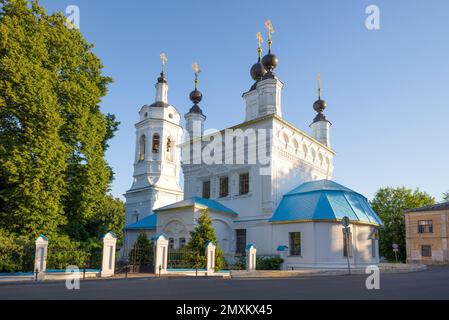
[256,256,284,270]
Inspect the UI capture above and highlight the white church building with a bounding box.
[123,27,382,269]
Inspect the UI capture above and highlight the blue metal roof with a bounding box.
[270,180,383,226]
[124,213,157,230]
[154,197,237,215]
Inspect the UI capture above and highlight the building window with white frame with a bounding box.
[418,220,433,233]
[219,176,229,198]
[202,180,211,199]
[236,229,247,255]
[239,172,249,195]
[289,232,301,256]
[169,238,174,249]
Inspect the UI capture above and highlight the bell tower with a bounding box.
[124,53,183,226]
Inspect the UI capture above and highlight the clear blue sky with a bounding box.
[40,0,449,202]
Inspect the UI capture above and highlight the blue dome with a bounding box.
[270,180,383,226]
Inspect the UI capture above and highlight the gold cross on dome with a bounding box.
[160,52,167,72]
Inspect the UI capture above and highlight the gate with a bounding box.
[116,241,154,274]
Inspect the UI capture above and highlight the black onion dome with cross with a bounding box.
[312,73,329,123]
[188,62,204,115]
[261,20,279,79]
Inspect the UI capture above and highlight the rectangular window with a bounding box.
[343,229,353,257]
[418,220,433,233]
[219,176,229,198]
[236,229,247,255]
[239,173,249,195]
[169,238,174,249]
[202,180,211,199]
[289,232,301,256]
[421,245,432,257]
[179,238,186,248]
[371,239,377,258]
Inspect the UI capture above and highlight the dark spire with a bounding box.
[313,73,328,123]
[250,32,267,87]
[158,52,168,83]
[261,20,278,79]
[188,62,204,114]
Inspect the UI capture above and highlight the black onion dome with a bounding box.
[313,98,327,113]
[189,89,202,105]
[262,53,279,73]
[250,62,266,81]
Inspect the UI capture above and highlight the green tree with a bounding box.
[129,233,153,265]
[0,0,124,271]
[186,209,225,271]
[443,191,449,202]
[370,187,435,262]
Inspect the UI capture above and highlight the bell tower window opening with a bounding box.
[152,133,160,153]
[139,135,146,161]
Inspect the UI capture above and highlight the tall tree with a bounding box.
[0,0,124,271]
[370,187,435,262]
[186,209,225,270]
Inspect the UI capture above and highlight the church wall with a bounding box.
[271,222,379,268]
[182,117,275,220]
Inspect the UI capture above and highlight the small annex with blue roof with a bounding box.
[271,180,383,226]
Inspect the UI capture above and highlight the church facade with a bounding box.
[124,26,382,269]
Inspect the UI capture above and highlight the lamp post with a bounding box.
[342,216,351,275]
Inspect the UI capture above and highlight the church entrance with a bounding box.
[116,242,154,274]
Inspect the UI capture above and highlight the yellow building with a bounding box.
[405,202,449,264]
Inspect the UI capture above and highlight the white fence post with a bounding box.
[205,242,216,275]
[154,234,169,275]
[34,235,48,281]
[246,244,257,272]
[101,232,117,277]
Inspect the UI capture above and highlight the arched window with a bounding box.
[166,137,174,161]
[152,133,160,153]
[139,135,146,161]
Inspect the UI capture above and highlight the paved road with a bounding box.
[1,267,449,300]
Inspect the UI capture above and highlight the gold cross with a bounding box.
[160,52,167,73]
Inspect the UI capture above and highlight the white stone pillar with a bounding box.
[101,232,117,277]
[34,235,48,281]
[246,244,257,272]
[205,242,216,275]
[154,234,169,275]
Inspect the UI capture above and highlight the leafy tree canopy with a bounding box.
[370,187,435,262]
[0,0,124,271]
